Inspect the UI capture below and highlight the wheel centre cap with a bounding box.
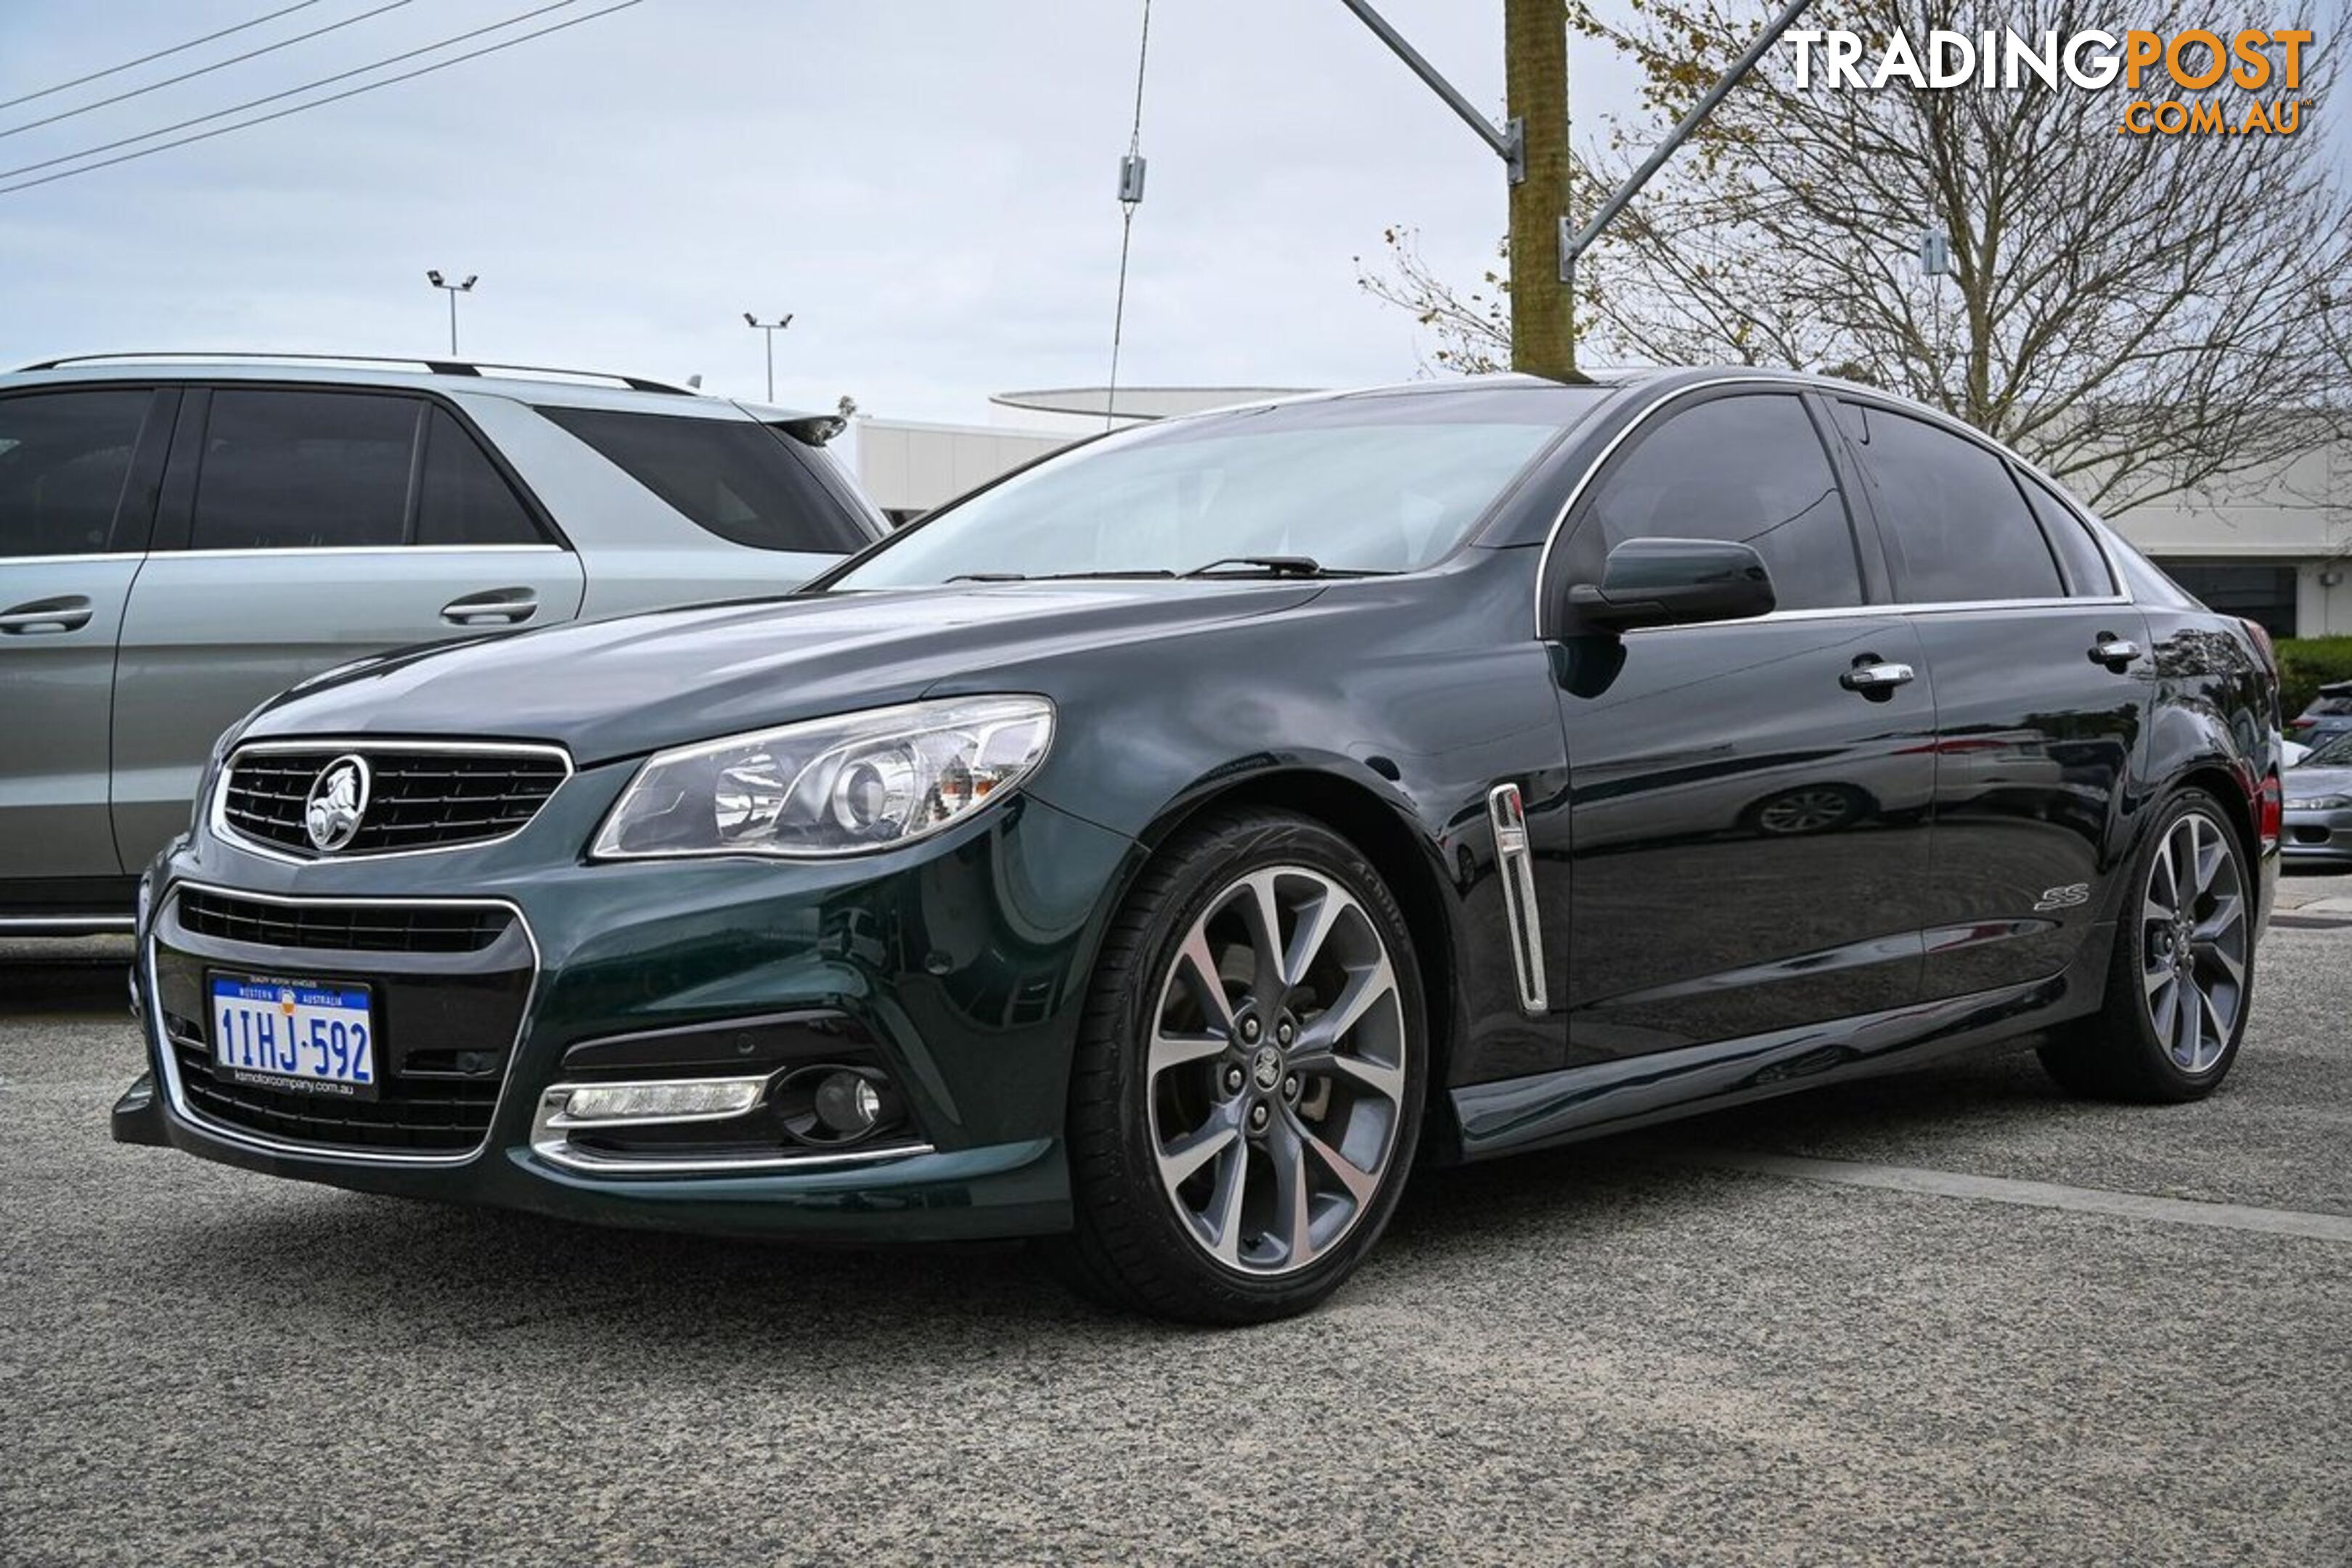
[1250,1045,1283,1090]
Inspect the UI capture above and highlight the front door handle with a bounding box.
[2088,635,2141,669]
[0,595,94,634]
[441,588,539,627]
[1840,660,1916,695]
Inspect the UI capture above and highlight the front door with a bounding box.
[1546,389,1937,1059]
[109,387,586,867]
[0,386,173,889]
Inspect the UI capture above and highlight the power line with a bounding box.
[0,0,418,141]
[0,0,601,188]
[0,0,328,113]
[0,0,642,197]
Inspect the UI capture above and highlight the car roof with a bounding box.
[1,354,825,420]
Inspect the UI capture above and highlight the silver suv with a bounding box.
[0,353,886,932]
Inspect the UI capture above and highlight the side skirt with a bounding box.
[1447,921,2115,1162]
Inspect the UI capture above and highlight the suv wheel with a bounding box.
[1056,809,1426,1323]
[2038,789,2254,1103]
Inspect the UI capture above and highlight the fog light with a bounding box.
[812,1069,883,1138]
[555,1077,767,1127]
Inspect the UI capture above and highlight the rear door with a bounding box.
[109,386,586,867]
[1550,388,1938,1058]
[1837,399,2152,997]
[0,385,173,884]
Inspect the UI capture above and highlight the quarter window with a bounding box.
[536,405,873,554]
[2017,472,2115,597]
[417,408,544,546]
[0,390,153,558]
[191,391,418,550]
[1850,406,2064,603]
[1581,393,1863,611]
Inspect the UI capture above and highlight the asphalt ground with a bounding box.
[3,876,2348,1566]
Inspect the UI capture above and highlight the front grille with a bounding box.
[178,888,510,954]
[163,1010,500,1153]
[220,746,568,857]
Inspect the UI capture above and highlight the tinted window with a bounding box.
[1853,407,2062,602]
[2017,473,2115,595]
[1582,393,1862,610]
[192,390,418,550]
[417,408,543,546]
[0,390,151,557]
[538,406,870,554]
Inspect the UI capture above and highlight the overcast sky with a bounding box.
[1,2,2344,425]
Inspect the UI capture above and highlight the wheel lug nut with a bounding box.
[1241,1016,1260,1042]
[1276,1021,1294,1045]
[1283,1074,1299,1099]
[1223,1065,1245,1093]
[1249,1103,1270,1131]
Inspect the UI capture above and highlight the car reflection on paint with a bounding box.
[2283,730,2352,867]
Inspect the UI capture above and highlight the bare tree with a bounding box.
[1361,0,2352,513]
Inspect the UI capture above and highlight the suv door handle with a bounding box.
[0,595,94,634]
[2088,635,2140,669]
[1840,660,1915,694]
[441,588,539,627]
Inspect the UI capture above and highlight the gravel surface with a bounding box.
[3,904,2348,1566]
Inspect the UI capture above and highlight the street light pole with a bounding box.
[743,312,793,401]
[425,269,478,356]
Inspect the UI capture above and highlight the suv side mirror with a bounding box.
[1567,537,1776,632]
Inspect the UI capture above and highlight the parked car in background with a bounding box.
[2283,730,2352,867]
[2288,679,2352,748]
[0,353,884,932]
[113,369,2282,1323]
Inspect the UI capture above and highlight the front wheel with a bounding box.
[2038,789,2255,1103]
[1055,809,1427,1324]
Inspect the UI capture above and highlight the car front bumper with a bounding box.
[2282,804,2352,866]
[113,762,1141,1244]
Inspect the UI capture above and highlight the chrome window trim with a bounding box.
[0,550,144,566]
[144,880,540,1169]
[1530,374,2139,637]
[153,544,566,560]
[211,737,574,866]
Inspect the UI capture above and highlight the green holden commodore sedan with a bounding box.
[114,372,2283,1323]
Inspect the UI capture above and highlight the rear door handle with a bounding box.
[2088,635,2140,668]
[441,588,539,627]
[1840,660,1915,694]
[0,595,94,634]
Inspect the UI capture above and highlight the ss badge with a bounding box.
[2033,883,2091,912]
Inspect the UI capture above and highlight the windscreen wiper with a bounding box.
[944,569,1179,583]
[1181,556,1395,579]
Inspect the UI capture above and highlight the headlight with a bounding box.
[592,695,1054,859]
[2287,793,2352,811]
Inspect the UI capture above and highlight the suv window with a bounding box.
[2017,472,2115,596]
[1850,405,2064,603]
[1582,393,1863,611]
[192,390,419,550]
[417,407,544,547]
[0,389,152,558]
[537,405,872,554]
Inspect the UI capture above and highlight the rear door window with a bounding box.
[1579,392,1864,610]
[0,389,155,557]
[1847,404,2063,603]
[191,390,419,550]
[536,405,871,553]
[416,407,546,547]
[2016,473,2115,596]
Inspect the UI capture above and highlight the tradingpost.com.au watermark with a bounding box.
[1784,26,2315,134]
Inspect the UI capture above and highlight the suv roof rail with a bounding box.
[13,351,697,396]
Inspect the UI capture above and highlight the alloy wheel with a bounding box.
[1146,866,1410,1276]
[2140,808,2247,1074]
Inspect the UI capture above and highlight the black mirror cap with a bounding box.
[1567,536,1777,633]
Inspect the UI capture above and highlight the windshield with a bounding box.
[2305,731,2352,767]
[830,388,1606,589]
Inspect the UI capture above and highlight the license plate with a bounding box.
[209,974,377,1100]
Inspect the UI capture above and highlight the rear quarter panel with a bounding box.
[2126,608,2282,924]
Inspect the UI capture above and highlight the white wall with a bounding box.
[849,417,1072,515]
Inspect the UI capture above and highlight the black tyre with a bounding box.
[2037,788,2255,1103]
[1054,809,1428,1324]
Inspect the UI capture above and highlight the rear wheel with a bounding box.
[1055,809,1426,1324]
[2038,789,2254,1102]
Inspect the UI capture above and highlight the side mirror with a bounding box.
[1566,537,1776,632]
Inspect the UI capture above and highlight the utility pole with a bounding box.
[1503,0,1576,380]
[743,312,792,402]
[425,270,477,356]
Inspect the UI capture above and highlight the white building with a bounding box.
[846,385,2351,639]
